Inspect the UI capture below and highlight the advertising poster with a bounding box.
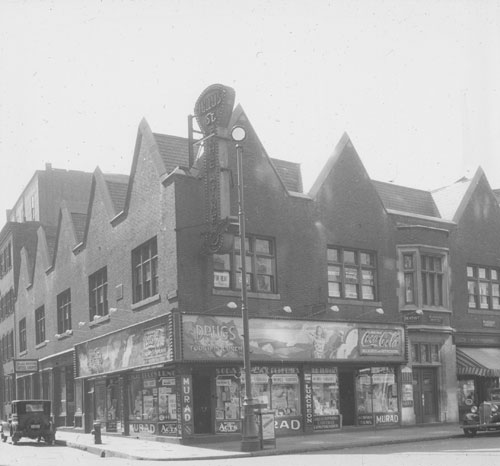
[77,323,171,377]
[182,315,404,362]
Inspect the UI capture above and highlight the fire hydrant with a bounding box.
[91,421,102,444]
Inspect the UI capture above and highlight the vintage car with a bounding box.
[462,388,500,437]
[0,400,56,445]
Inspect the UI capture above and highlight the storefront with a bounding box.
[75,316,175,437]
[456,346,500,419]
[181,314,406,438]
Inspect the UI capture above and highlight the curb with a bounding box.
[57,431,464,461]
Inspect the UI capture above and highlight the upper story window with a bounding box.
[0,288,15,322]
[467,265,500,311]
[19,317,27,353]
[0,242,12,279]
[89,267,108,320]
[35,305,46,345]
[132,238,158,304]
[327,247,376,300]
[399,247,449,309]
[213,236,276,293]
[7,330,13,359]
[57,289,72,333]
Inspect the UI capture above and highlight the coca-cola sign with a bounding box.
[359,328,403,356]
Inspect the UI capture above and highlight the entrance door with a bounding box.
[413,368,438,423]
[193,373,212,434]
[339,371,356,426]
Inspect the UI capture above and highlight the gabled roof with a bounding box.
[270,158,303,193]
[493,188,500,204]
[431,177,472,221]
[372,180,441,218]
[103,173,129,215]
[43,225,58,264]
[153,133,190,173]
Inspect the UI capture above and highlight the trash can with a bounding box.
[255,409,276,449]
[91,421,102,444]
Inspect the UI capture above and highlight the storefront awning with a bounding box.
[456,347,500,377]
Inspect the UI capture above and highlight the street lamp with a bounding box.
[231,124,260,452]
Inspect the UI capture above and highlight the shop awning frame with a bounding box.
[456,347,500,378]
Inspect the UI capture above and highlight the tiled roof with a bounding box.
[103,174,129,214]
[70,212,87,243]
[372,180,440,218]
[44,225,58,261]
[270,158,303,193]
[432,177,472,220]
[153,134,190,174]
[493,188,500,204]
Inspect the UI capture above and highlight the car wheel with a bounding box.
[464,428,477,438]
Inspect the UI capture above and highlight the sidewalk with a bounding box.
[55,423,464,461]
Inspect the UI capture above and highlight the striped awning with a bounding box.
[457,347,500,378]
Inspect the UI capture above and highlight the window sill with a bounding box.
[131,294,161,311]
[212,289,281,300]
[328,298,382,307]
[401,305,451,314]
[35,341,47,350]
[19,350,27,357]
[89,314,111,328]
[55,332,72,340]
[468,308,500,316]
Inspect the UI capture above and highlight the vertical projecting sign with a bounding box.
[194,84,236,254]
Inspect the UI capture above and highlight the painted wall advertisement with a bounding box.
[182,315,404,362]
[77,322,172,377]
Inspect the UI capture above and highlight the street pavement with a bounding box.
[53,423,464,461]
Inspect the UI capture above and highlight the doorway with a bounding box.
[192,373,212,434]
[339,371,356,426]
[413,367,438,423]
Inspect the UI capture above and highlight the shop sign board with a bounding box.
[358,414,374,426]
[182,315,405,362]
[216,420,241,433]
[261,412,276,440]
[159,422,178,435]
[131,422,156,434]
[304,373,314,426]
[274,415,302,436]
[375,413,400,426]
[313,415,341,431]
[76,323,171,377]
[14,359,38,373]
[181,376,194,436]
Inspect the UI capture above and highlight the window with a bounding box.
[89,267,108,320]
[0,242,12,279]
[467,265,500,310]
[399,248,449,309]
[213,236,276,293]
[327,247,376,300]
[19,318,27,353]
[7,330,13,359]
[132,238,158,303]
[35,306,45,345]
[411,343,440,363]
[57,289,72,333]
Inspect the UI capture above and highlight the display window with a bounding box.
[312,372,339,416]
[240,373,270,417]
[216,376,241,421]
[356,367,399,426]
[271,374,300,417]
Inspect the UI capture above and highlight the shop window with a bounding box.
[57,289,72,334]
[399,247,449,310]
[216,375,241,421]
[89,267,108,320]
[19,318,27,353]
[467,265,500,310]
[35,305,45,345]
[312,370,340,419]
[57,368,67,417]
[457,378,476,411]
[271,373,301,417]
[213,236,276,293]
[327,247,377,301]
[132,238,158,304]
[356,367,398,425]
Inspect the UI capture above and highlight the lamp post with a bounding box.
[231,125,260,452]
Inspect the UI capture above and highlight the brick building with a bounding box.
[1,84,500,442]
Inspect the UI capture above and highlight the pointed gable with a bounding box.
[270,158,303,193]
[372,180,440,218]
[103,173,129,215]
[70,212,87,243]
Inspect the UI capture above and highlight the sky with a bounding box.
[1,0,500,225]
